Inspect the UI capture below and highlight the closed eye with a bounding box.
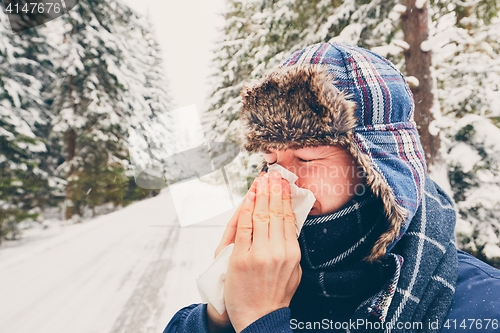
[298,158,313,163]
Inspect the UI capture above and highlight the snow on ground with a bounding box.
[0,182,240,333]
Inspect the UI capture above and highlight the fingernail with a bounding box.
[251,177,259,186]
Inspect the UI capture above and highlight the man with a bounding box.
[164,42,500,332]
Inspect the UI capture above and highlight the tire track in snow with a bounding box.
[109,223,180,333]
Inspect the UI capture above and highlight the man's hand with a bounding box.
[224,171,302,332]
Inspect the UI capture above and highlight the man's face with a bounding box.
[263,145,366,216]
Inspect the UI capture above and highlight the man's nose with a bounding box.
[275,151,303,178]
[275,150,294,168]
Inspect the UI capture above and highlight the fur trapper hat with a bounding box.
[240,42,427,262]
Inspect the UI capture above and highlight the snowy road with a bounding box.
[0,189,233,333]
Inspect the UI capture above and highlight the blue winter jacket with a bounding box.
[164,250,500,333]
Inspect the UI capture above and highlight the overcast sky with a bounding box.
[122,0,226,115]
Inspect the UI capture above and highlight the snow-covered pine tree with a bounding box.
[428,0,500,266]
[116,10,175,200]
[0,7,53,240]
[49,0,172,219]
[135,15,173,117]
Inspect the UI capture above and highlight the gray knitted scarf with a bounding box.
[290,177,457,332]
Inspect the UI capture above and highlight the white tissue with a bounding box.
[196,164,316,315]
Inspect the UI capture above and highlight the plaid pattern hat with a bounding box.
[240,42,427,261]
